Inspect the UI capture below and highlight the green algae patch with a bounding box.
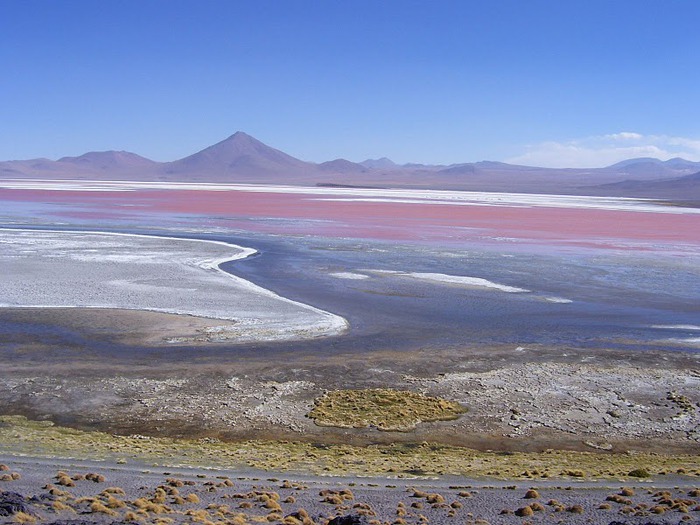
[307,388,467,431]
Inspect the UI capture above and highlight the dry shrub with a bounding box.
[566,505,584,514]
[166,478,184,488]
[0,464,9,471]
[103,487,127,496]
[105,495,126,509]
[48,487,70,497]
[514,506,533,517]
[620,487,635,497]
[185,493,201,504]
[90,501,117,516]
[51,501,74,512]
[425,493,444,504]
[12,512,36,524]
[607,494,632,505]
[132,498,171,514]
[524,489,539,499]
[628,468,651,478]
[56,475,75,487]
[85,473,106,483]
[264,499,282,511]
[598,503,612,510]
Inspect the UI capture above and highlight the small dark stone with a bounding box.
[607,521,675,525]
[328,515,369,525]
[43,521,131,525]
[0,491,29,517]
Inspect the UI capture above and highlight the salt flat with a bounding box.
[0,229,347,342]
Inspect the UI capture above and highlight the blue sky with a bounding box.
[2,0,699,167]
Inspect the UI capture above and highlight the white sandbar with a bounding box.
[0,229,347,342]
[367,270,530,293]
[328,272,370,280]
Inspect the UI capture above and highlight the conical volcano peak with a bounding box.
[166,131,312,176]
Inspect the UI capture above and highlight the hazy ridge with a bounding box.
[2,131,699,199]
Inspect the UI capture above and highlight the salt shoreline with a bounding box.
[0,228,348,343]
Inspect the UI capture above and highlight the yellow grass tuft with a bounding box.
[90,501,117,516]
[13,512,36,524]
[185,493,201,504]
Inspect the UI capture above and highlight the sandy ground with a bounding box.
[0,229,347,343]
[1,455,699,525]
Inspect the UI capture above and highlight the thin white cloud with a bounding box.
[508,133,700,168]
[606,131,643,141]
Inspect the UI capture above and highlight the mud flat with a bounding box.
[0,229,347,343]
[1,343,699,454]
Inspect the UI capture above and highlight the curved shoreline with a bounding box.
[0,227,349,342]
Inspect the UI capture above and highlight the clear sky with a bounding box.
[2,0,699,167]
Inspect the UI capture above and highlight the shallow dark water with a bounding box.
[1,225,699,361]
[221,233,699,351]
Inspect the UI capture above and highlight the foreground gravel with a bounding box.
[1,455,699,525]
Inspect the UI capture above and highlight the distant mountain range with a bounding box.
[2,131,699,200]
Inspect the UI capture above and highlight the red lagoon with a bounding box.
[2,187,699,249]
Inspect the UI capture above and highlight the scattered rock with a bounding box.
[328,515,369,525]
[0,491,29,516]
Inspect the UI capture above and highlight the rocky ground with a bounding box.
[2,456,700,525]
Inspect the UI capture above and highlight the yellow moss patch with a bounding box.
[307,389,466,431]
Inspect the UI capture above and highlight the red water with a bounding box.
[2,187,699,249]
